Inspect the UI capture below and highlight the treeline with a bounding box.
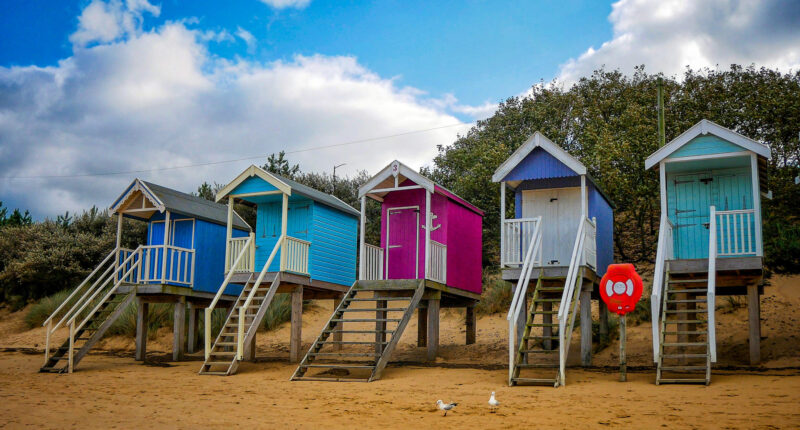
[1,65,798,308]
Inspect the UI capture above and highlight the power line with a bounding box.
[2,122,472,180]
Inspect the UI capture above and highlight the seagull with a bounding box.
[436,400,458,416]
[488,392,500,409]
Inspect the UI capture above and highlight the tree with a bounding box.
[0,202,32,228]
[262,151,300,179]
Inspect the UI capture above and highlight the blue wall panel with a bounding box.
[254,197,313,271]
[310,202,358,286]
[503,147,579,182]
[588,182,614,277]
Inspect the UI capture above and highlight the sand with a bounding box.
[1,275,799,428]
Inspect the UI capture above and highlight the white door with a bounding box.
[522,188,581,266]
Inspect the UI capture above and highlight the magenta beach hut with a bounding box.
[292,160,484,382]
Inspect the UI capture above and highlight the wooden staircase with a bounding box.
[40,291,136,373]
[199,274,282,376]
[510,276,569,386]
[291,280,425,382]
[656,272,711,385]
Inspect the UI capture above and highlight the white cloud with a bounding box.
[259,0,311,10]
[70,0,161,47]
[235,27,257,54]
[0,19,471,218]
[558,0,800,84]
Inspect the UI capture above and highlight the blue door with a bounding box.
[169,219,194,283]
[671,174,712,259]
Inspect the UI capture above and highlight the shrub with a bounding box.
[24,289,74,328]
[475,269,512,316]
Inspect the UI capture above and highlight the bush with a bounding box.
[475,269,512,316]
[24,289,74,328]
[262,293,292,331]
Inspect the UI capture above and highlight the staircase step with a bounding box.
[299,364,375,369]
[666,309,707,314]
[511,377,557,386]
[347,297,412,302]
[660,366,708,371]
[663,331,708,336]
[661,354,709,359]
[533,299,561,303]
[663,320,705,324]
[292,376,370,382]
[216,341,237,346]
[199,371,229,376]
[658,378,708,384]
[667,288,708,294]
[323,341,388,345]
[204,361,233,366]
[209,351,236,356]
[669,279,708,283]
[527,323,558,327]
[323,330,394,334]
[524,335,558,340]
[520,349,558,354]
[532,311,558,315]
[667,299,707,304]
[330,319,401,323]
[309,352,380,358]
[339,308,408,313]
[663,342,707,347]
[516,363,558,368]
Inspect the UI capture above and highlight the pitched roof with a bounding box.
[110,179,251,230]
[271,172,360,217]
[645,119,771,170]
[491,132,586,182]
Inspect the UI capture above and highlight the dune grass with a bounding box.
[24,289,74,328]
[475,270,512,316]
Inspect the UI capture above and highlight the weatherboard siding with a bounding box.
[230,176,280,195]
[503,147,579,182]
[310,202,358,286]
[588,182,614,277]
[668,135,746,159]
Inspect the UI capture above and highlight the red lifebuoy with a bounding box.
[599,263,643,315]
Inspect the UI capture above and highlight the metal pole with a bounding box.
[333,163,346,194]
[620,314,627,382]
[657,77,665,147]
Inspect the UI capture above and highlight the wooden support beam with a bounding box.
[517,293,527,346]
[599,304,609,343]
[187,304,197,354]
[246,332,256,362]
[748,284,761,364]
[289,286,303,363]
[542,301,552,350]
[580,290,592,366]
[465,305,476,345]
[426,298,440,361]
[417,307,427,347]
[135,298,149,361]
[172,296,186,361]
[333,294,344,351]
[376,299,387,355]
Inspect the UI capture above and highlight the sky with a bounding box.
[1,0,799,219]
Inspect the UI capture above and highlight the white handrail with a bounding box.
[506,217,543,384]
[651,214,674,362]
[708,206,718,362]
[42,247,121,328]
[228,237,253,272]
[282,236,310,275]
[502,218,541,266]
[428,240,447,284]
[363,244,384,280]
[715,208,756,256]
[556,217,588,384]
[237,235,284,359]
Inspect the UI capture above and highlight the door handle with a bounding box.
[388,245,402,249]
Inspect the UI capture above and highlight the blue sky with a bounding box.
[1,0,614,110]
[1,0,798,219]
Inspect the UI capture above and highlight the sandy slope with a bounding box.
[0,275,798,428]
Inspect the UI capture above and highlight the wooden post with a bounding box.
[280,193,289,271]
[225,198,233,272]
[465,305,476,345]
[161,211,171,283]
[424,190,431,280]
[172,296,185,361]
[542,301,552,350]
[246,332,256,362]
[580,289,592,366]
[748,284,761,364]
[333,294,344,351]
[187,303,197,354]
[620,314,627,382]
[376,299,387,355]
[426,298,440,361]
[599,304,609,343]
[289,286,303,363]
[417,306,427,347]
[500,182,505,268]
[135,298,149,361]
[359,196,366,279]
[115,213,123,249]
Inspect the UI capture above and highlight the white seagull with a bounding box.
[488,392,500,409]
[436,400,458,416]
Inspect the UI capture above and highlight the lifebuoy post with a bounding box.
[599,263,643,382]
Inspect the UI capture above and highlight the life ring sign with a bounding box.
[599,263,643,315]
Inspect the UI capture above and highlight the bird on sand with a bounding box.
[436,400,458,416]
[488,392,500,409]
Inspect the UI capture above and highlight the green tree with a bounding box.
[262,151,300,179]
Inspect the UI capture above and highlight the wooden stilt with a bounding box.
[620,314,627,382]
[748,284,761,364]
[426,299,440,361]
[542,301,553,350]
[417,306,427,347]
[290,286,303,363]
[173,297,186,361]
[187,304,197,354]
[580,289,592,366]
[599,304,609,343]
[517,292,527,346]
[246,332,256,362]
[376,299,387,355]
[135,298,149,361]
[333,294,344,351]
[465,305,476,345]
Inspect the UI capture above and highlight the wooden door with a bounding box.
[386,207,419,279]
[671,174,712,259]
[522,188,581,266]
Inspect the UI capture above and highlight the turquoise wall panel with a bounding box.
[254,197,313,271]
[668,135,746,159]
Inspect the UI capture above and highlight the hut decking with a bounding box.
[292,160,484,382]
[646,119,770,385]
[40,179,251,373]
[200,165,360,375]
[492,132,615,387]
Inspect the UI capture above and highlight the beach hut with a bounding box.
[40,179,251,373]
[491,132,614,387]
[201,165,360,375]
[646,119,770,385]
[292,160,484,382]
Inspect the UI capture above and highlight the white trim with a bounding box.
[228,190,283,199]
[110,179,165,214]
[580,175,587,218]
[424,190,431,280]
[661,151,754,165]
[215,165,292,202]
[659,161,667,216]
[385,205,420,279]
[358,160,435,198]
[359,196,366,279]
[491,132,587,182]
[500,182,506,268]
[645,119,771,170]
[751,153,763,256]
[368,185,424,194]
[170,218,195,249]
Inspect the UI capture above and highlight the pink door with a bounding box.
[387,207,419,279]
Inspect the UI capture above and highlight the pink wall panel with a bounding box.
[445,199,483,293]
